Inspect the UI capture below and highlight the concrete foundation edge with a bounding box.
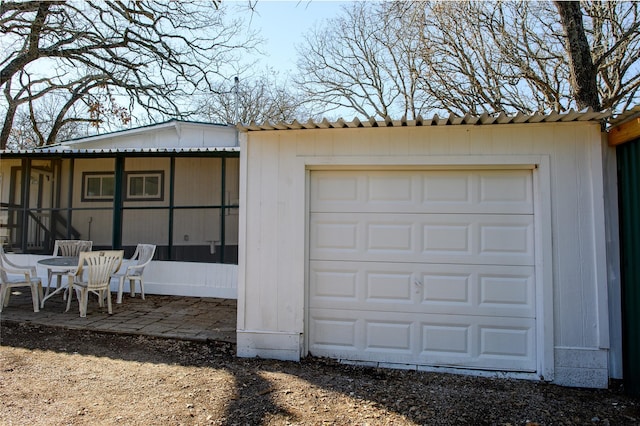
[553,347,609,389]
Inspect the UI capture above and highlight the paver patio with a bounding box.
[0,288,236,342]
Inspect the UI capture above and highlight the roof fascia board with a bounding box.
[609,117,640,146]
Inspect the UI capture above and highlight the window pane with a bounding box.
[102,177,115,196]
[87,177,101,197]
[145,176,159,196]
[129,176,144,196]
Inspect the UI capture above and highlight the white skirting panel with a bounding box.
[553,347,609,389]
[14,254,238,300]
[130,261,238,299]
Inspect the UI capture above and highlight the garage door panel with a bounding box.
[308,310,536,371]
[313,220,359,251]
[310,213,534,266]
[422,223,471,254]
[310,261,535,318]
[423,272,471,304]
[313,173,360,204]
[311,268,358,299]
[367,271,414,302]
[311,262,414,305]
[369,223,414,251]
[479,223,533,259]
[422,316,536,370]
[479,326,531,358]
[311,170,533,214]
[422,324,470,354]
[308,169,537,373]
[366,321,413,352]
[479,274,532,307]
[478,172,533,207]
[311,317,357,348]
[369,175,414,203]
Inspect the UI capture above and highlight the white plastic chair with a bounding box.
[0,246,43,313]
[66,250,123,317]
[45,239,93,301]
[114,244,156,304]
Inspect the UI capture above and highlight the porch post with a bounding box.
[19,158,31,252]
[168,156,175,259]
[220,155,226,263]
[112,156,124,249]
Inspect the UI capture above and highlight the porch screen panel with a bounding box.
[173,208,221,262]
[174,158,221,206]
[0,159,22,251]
[122,209,169,259]
[224,207,239,264]
[21,160,56,251]
[70,158,115,251]
[225,158,240,207]
[78,209,113,250]
[57,159,74,211]
[223,158,240,263]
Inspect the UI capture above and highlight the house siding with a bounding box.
[0,121,240,299]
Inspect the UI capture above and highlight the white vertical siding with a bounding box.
[238,121,611,386]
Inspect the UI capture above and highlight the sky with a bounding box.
[234,0,352,75]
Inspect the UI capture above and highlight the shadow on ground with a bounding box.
[2,320,639,426]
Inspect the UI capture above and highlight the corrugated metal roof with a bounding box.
[237,108,611,132]
[55,119,233,145]
[610,105,640,126]
[0,146,240,156]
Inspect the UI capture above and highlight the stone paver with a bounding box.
[0,289,236,343]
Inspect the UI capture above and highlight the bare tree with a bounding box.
[579,1,640,111]
[296,0,640,118]
[7,95,84,148]
[295,1,432,120]
[555,1,602,111]
[196,71,317,125]
[0,1,259,149]
[416,0,639,114]
[418,1,571,115]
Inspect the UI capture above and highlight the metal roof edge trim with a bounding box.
[237,109,611,132]
[0,146,240,155]
[610,105,640,126]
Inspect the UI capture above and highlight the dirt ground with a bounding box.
[1,321,639,426]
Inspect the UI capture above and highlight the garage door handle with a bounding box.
[413,279,423,287]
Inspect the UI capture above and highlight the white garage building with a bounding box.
[236,111,618,389]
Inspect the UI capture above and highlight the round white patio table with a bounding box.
[38,256,78,308]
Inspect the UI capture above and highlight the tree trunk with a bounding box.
[554,1,601,111]
[1,91,18,150]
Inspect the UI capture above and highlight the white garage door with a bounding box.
[308,169,537,372]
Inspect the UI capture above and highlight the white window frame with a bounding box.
[125,171,164,201]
